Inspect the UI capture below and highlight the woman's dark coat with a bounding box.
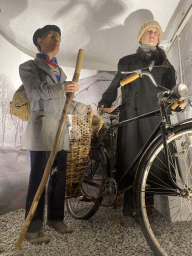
[98,50,176,187]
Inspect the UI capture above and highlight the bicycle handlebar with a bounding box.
[120,73,139,86]
[120,70,166,90]
[120,71,188,110]
[171,101,182,110]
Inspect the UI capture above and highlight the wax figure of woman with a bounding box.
[20,25,92,244]
[97,20,186,232]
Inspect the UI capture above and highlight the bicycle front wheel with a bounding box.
[66,145,107,219]
[134,122,192,256]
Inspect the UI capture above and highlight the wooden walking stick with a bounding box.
[15,49,84,254]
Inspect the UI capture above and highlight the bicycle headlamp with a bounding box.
[169,83,188,99]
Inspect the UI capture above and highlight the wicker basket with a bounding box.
[66,113,104,199]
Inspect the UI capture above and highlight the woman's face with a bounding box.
[140,26,160,47]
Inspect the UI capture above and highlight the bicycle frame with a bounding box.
[101,100,182,196]
[95,69,188,200]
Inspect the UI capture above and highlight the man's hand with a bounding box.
[87,105,93,113]
[64,81,79,93]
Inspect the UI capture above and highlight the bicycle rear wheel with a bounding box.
[134,122,192,256]
[66,145,107,219]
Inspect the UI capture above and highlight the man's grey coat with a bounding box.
[19,57,88,151]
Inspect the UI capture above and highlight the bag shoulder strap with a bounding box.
[33,59,41,76]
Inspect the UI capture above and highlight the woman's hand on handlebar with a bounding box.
[176,99,187,109]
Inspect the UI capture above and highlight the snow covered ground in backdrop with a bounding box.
[0,145,30,215]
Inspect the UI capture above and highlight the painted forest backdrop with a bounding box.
[0,74,27,147]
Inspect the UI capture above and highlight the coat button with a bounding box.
[135,107,139,112]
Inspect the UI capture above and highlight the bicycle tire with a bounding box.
[66,145,108,219]
[134,121,192,256]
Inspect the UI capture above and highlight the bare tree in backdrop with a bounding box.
[0,74,27,146]
[0,74,14,145]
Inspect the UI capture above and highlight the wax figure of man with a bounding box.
[97,20,186,232]
[19,25,92,244]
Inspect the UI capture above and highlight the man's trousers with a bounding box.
[25,150,67,232]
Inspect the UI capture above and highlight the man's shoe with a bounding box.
[25,231,50,244]
[47,221,73,234]
[120,216,135,227]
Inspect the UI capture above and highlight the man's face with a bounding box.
[37,31,61,57]
[140,26,160,47]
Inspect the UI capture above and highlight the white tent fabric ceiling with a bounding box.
[0,0,191,71]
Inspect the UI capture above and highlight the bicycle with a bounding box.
[66,70,192,256]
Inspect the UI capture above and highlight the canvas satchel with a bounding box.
[10,84,31,121]
[10,61,39,121]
